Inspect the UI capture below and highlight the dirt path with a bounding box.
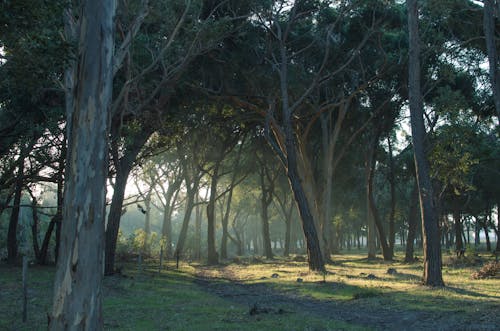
[193,267,498,331]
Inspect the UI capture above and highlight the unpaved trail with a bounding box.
[193,267,499,331]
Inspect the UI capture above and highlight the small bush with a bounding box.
[471,261,500,279]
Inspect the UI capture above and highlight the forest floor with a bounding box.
[1,252,499,330]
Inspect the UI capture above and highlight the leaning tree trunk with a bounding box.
[105,129,150,275]
[408,0,444,287]
[278,36,324,271]
[175,185,196,257]
[285,142,324,271]
[49,1,115,329]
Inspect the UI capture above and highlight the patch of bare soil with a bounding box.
[194,267,499,331]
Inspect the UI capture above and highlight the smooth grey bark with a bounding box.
[483,0,500,122]
[408,0,444,287]
[49,0,115,329]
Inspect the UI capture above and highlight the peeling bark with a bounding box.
[49,0,115,329]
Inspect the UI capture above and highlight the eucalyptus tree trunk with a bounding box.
[49,0,115,329]
[408,0,444,287]
[483,0,500,122]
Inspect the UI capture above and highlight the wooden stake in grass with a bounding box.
[22,255,28,322]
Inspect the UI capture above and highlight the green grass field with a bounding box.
[1,252,499,330]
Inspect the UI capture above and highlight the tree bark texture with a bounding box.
[50,0,115,329]
[278,32,324,271]
[408,0,444,287]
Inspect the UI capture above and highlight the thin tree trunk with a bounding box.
[367,135,392,261]
[387,135,396,252]
[453,206,464,252]
[31,195,40,260]
[7,151,26,264]
[408,0,444,287]
[49,1,115,328]
[405,184,419,263]
[365,149,377,259]
[207,162,220,265]
[194,195,202,260]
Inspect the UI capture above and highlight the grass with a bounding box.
[1,251,499,330]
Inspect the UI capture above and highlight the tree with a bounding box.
[49,0,115,329]
[483,0,500,122]
[407,0,444,287]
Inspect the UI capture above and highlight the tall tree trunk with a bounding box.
[194,195,202,260]
[367,134,392,261]
[408,0,444,287]
[207,162,220,265]
[143,191,152,254]
[453,206,464,252]
[365,148,377,259]
[258,164,275,260]
[7,150,26,264]
[387,135,396,252]
[279,72,324,270]
[31,195,40,260]
[49,1,115,329]
[104,129,150,275]
[175,184,197,257]
[483,0,500,122]
[405,183,419,263]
